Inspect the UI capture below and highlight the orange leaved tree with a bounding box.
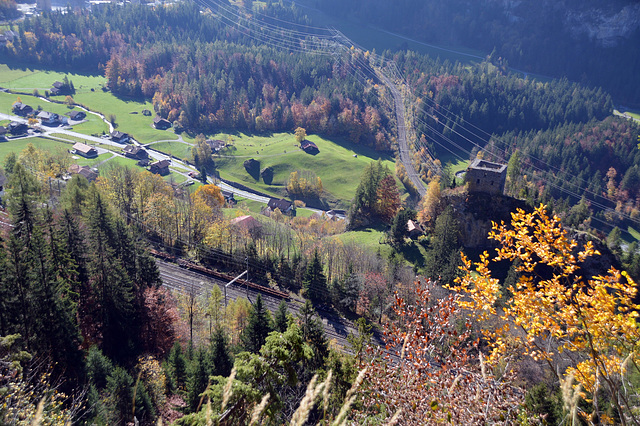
[357,279,525,424]
[451,204,640,425]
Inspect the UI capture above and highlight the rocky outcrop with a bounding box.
[444,191,530,249]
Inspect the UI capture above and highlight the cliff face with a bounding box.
[484,0,640,47]
[445,192,530,249]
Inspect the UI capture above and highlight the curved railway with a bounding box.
[153,253,358,350]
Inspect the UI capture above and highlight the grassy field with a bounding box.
[215,132,394,208]
[73,91,179,144]
[0,137,72,163]
[150,141,192,159]
[1,67,395,210]
[628,226,640,242]
[75,152,113,167]
[0,65,106,93]
[0,92,109,136]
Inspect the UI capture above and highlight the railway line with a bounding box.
[154,257,358,350]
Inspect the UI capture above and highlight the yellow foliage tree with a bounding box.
[417,177,441,227]
[451,205,640,425]
[193,184,224,210]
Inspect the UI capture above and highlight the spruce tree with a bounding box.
[239,294,273,353]
[186,348,209,412]
[303,249,328,303]
[168,341,188,391]
[297,300,328,369]
[274,300,289,333]
[209,326,232,377]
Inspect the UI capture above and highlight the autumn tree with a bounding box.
[452,205,640,425]
[417,177,442,228]
[356,279,525,424]
[348,160,392,228]
[375,175,401,223]
[294,127,307,143]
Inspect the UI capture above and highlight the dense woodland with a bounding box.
[316,0,640,107]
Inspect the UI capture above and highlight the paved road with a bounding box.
[375,71,426,197]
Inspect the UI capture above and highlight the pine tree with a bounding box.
[240,294,273,353]
[303,249,327,303]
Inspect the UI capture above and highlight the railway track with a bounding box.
[155,257,357,350]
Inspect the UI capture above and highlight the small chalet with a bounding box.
[153,116,172,130]
[50,81,67,96]
[222,190,236,205]
[230,215,262,234]
[206,139,226,152]
[267,198,294,214]
[68,164,98,182]
[407,219,423,238]
[37,111,60,125]
[8,121,28,135]
[12,102,33,116]
[300,140,319,154]
[71,142,98,158]
[110,131,130,144]
[123,145,149,161]
[67,110,86,121]
[142,109,152,116]
[149,159,170,175]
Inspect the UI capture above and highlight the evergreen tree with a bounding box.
[297,300,328,369]
[303,249,328,303]
[186,348,209,413]
[390,208,416,246]
[274,300,289,333]
[239,294,273,353]
[208,326,232,377]
[168,341,188,391]
[348,160,391,228]
[424,206,462,285]
[340,271,362,313]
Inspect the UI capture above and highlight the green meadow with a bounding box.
[214,132,394,208]
[1,67,395,207]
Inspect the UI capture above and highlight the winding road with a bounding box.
[375,71,426,197]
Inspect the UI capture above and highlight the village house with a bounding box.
[142,109,152,116]
[71,142,98,158]
[267,198,294,215]
[300,140,319,154]
[407,219,423,238]
[222,190,236,205]
[110,131,130,144]
[465,158,508,195]
[149,159,170,175]
[153,116,172,130]
[68,164,98,182]
[230,215,262,236]
[67,110,86,121]
[123,145,149,161]
[206,139,226,152]
[12,102,33,117]
[37,111,61,126]
[8,122,28,135]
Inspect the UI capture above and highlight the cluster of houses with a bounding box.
[11,101,87,128]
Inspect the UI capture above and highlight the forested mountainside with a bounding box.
[316,0,640,106]
[3,2,394,149]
